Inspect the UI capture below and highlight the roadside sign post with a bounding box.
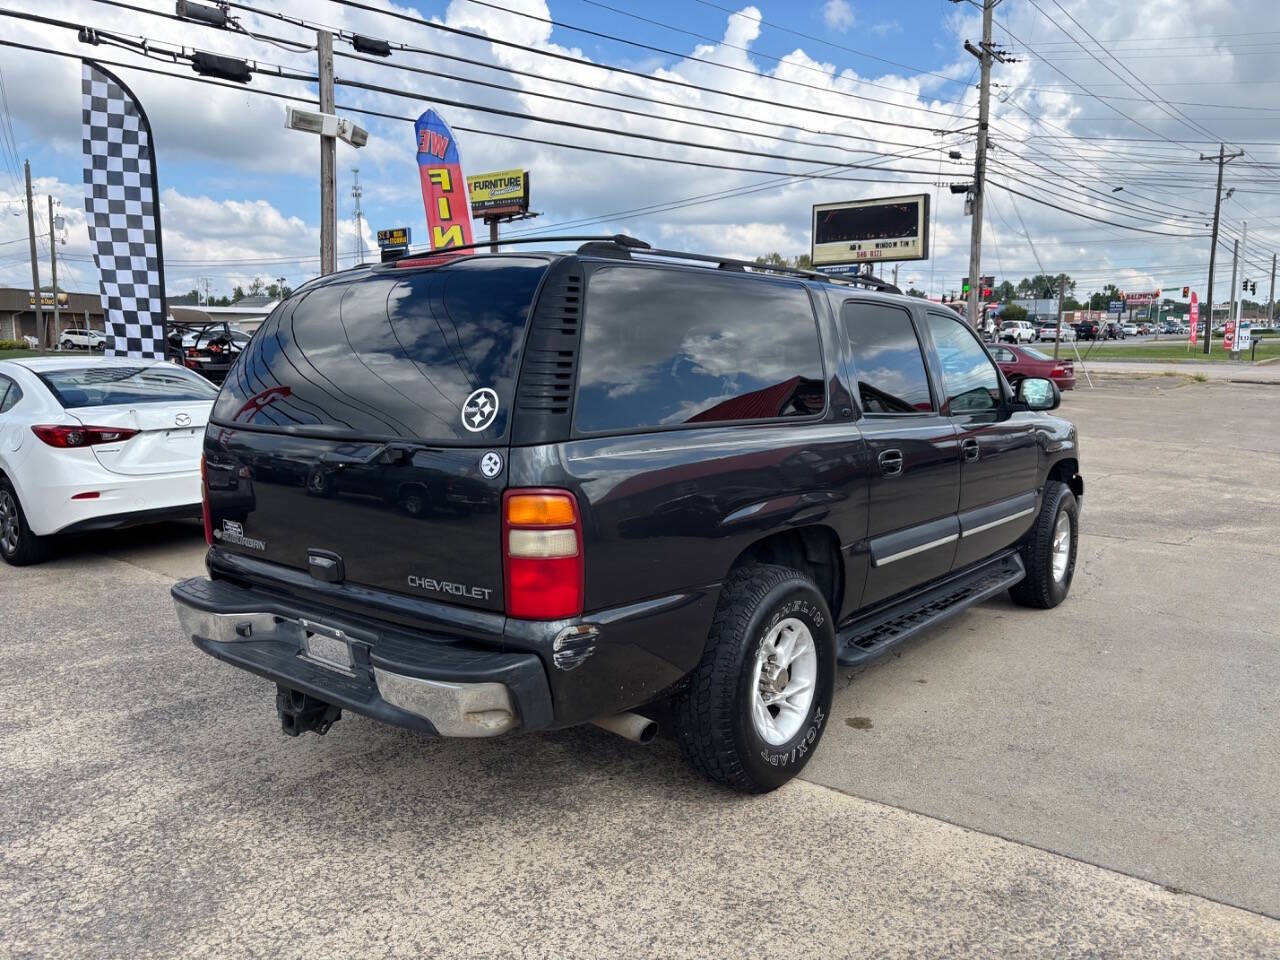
[376,226,411,262]
[1189,292,1199,351]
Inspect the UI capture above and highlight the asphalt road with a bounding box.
[2,378,1278,958]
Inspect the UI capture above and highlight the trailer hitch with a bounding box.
[276,685,342,737]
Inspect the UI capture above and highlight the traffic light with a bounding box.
[1250,281,1257,295]
[1182,286,1190,298]
[961,279,970,295]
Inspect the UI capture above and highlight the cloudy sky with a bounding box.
[0,0,1277,305]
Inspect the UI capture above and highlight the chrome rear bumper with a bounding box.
[172,579,552,737]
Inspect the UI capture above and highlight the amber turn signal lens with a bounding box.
[505,493,577,527]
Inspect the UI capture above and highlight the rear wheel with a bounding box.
[672,564,836,793]
[1010,481,1078,609]
[61,338,74,350]
[0,480,50,566]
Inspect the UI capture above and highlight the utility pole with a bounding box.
[1268,253,1276,328]
[351,167,364,264]
[23,160,44,355]
[961,0,1008,333]
[1199,143,1243,355]
[318,31,337,276]
[47,195,60,346]
[1054,273,1066,362]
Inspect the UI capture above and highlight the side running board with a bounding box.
[836,550,1026,666]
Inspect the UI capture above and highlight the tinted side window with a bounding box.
[842,302,933,414]
[213,257,547,442]
[925,312,1001,413]
[575,266,825,432]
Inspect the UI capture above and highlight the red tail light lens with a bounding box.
[503,489,583,620]
[32,424,138,448]
[200,454,213,546]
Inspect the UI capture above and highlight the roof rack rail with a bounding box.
[616,245,900,293]
[381,234,651,263]
[378,233,899,292]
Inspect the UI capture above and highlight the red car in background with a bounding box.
[989,344,1076,391]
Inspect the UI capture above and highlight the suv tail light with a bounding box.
[31,424,139,448]
[200,454,213,546]
[503,489,583,620]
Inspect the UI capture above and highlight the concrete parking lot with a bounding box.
[3,375,1278,958]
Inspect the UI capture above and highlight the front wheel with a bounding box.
[1010,481,1078,609]
[672,564,836,793]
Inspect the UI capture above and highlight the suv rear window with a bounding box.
[574,266,825,433]
[213,257,548,442]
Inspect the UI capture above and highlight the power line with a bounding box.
[454,0,970,119]
[689,0,974,86]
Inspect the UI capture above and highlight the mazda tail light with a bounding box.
[503,489,583,620]
[31,424,138,448]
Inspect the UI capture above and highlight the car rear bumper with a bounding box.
[23,463,201,537]
[172,576,553,737]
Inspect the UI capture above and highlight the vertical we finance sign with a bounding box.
[414,109,474,250]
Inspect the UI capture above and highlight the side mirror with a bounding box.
[1015,376,1060,411]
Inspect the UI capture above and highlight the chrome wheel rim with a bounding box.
[1051,510,1071,582]
[750,617,817,745]
[0,491,18,555]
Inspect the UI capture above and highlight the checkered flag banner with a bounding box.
[81,61,168,359]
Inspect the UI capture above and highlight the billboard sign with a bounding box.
[467,169,529,217]
[1108,300,1125,314]
[376,227,411,248]
[1188,291,1198,346]
[811,193,930,266]
[1125,289,1160,306]
[1237,320,1252,352]
[414,109,474,250]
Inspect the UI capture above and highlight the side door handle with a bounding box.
[961,437,980,462]
[878,448,904,477]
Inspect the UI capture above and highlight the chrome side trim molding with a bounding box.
[873,533,959,567]
[962,506,1036,538]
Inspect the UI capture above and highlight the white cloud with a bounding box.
[822,0,855,32]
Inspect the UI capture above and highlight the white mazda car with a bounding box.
[0,357,217,565]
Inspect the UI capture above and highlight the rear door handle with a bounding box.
[878,449,904,477]
[961,437,980,462]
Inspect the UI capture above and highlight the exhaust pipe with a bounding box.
[593,711,658,744]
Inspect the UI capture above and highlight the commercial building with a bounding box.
[0,288,106,343]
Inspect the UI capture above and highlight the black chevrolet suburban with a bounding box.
[172,236,1083,793]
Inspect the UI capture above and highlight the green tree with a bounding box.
[1001,303,1029,322]
[1087,284,1122,311]
[994,280,1017,302]
[231,285,246,303]
[904,287,928,299]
